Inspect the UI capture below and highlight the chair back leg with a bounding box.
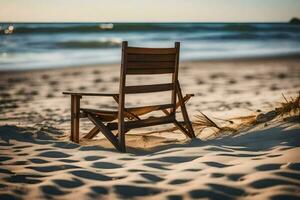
[176,82,196,138]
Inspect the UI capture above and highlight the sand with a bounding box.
[0,58,299,199]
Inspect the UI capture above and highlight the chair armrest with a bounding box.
[62,91,118,97]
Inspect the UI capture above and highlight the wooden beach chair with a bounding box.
[63,41,195,152]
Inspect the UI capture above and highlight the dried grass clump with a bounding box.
[276,93,300,117]
[193,112,237,136]
[194,93,300,137]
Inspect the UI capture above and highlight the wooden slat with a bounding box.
[126,103,173,113]
[126,68,174,75]
[126,47,176,54]
[124,83,173,94]
[63,92,118,97]
[127,54,175,62]
[127,54,176,62]
[107,115,175,130]
[127,61,175,69]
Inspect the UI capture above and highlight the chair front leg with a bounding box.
[71,95,81,143]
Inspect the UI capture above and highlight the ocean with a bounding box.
[0,23,300,70]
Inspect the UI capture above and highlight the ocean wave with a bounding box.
[54,39,121,49]
[2,23,300,35]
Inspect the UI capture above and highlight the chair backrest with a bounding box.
[118,41,180,128]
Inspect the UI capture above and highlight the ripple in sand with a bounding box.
[0,194,21,200]
[150,156,198,163]
[92,162,122,169]
[203,162,232,168]
[210,173,225,178]
[12,145,32,149]
[29,158,49,164]
[169,179,191,185]
[90,186,109,195]
[0,168,14,174]
[114,185,161,198]
[218,153,267,157]
[167,195,183,200]
[69,170,113,181]
[53,178,84,188]
[84,156,105,161]
[10,160,29,165]
[0,156,13,162]
[27,164,80,172]
[270,194,300,200]
[5,174,44,184]
[144,163,170,170]
[38,151,71,158]
[227,173,245,181]
[207,183,245,196]
[58,159,79,163]
[40,185,67,196]
[287,163,300,171]
[255,163,282,171]
[52,142,79,149]
[140,173,164,183]
[189,189,231,200]
[275,172,300,181]
[250,178,299,189]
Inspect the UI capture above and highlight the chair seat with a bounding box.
[81,108,118,122]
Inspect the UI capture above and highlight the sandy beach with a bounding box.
[0,58,299,199]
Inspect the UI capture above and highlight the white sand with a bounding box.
[0,58,299,199]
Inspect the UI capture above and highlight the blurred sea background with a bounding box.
[0,23,300,70]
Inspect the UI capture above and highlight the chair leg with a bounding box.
[176,82,196,138]
[70,95,81,143]
[87,114,121,151]
[118,130,126,153]
[84,126,100,139]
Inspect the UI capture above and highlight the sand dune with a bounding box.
[0,58,299,199]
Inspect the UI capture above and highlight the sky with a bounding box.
[0,0,300,22]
